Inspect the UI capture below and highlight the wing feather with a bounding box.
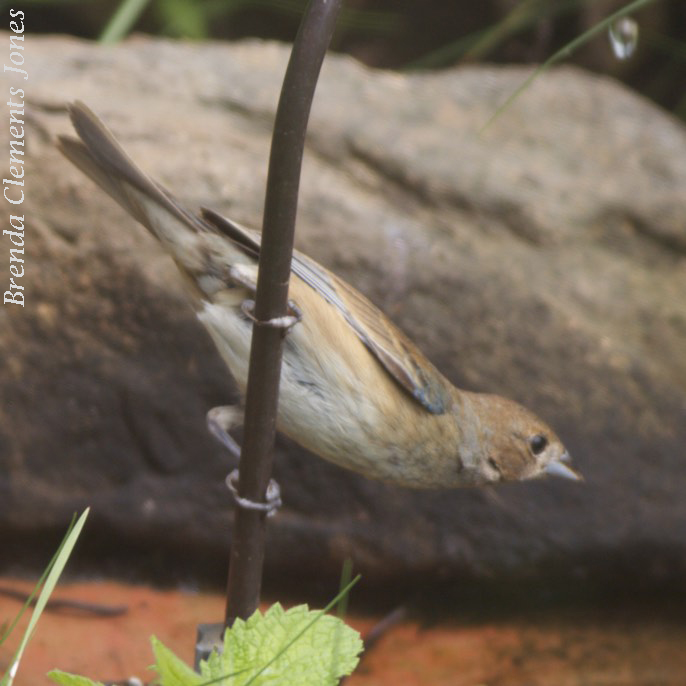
[299,256,453,415]
[201,211,452,415]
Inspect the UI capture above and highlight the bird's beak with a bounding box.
[544,452,583,481]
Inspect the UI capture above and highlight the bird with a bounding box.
[58,101,581,489]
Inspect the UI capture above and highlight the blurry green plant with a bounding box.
[76,0,683,120]
[481,0,659,129]
[0,510,90,686]
[99,0,400,43]
[406,0,586,70]
[405,0,668,70]
[11,0,682,118]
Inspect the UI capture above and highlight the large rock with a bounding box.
[2,35,685,598]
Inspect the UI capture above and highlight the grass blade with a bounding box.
[99,0,152,44]
[1,509,90,686]
[481,0,661,132]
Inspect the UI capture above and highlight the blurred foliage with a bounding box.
[7,0,686,119]
[94,0,400,43]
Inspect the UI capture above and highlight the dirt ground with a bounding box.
[2,579,685,686]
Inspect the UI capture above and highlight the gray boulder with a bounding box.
[2,34,685,596]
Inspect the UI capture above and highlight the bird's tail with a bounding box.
[57,101,230,276]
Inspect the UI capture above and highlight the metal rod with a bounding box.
[224,0,343,627]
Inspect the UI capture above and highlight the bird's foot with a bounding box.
[240,298,302,332]
[207,405,243,460]
[225,469,282,517]
[207,405,282,516]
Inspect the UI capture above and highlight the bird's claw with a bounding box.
[207,405,243,460]
[208,407,283,516]
[240,298,302,332]
[225,469,282,517]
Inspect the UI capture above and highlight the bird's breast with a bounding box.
[198,277,467,487]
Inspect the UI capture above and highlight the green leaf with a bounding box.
[152,636,205,686]
[47,669,105,686]
[198,603,363,686]
[45,567,361,686]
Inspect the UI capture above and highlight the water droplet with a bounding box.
[608,17,639,60]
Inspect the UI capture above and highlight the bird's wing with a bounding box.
[60,101,452,417]
[203,208,453,415]
[200,207,260,257]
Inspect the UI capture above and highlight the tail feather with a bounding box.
[57,101,214,270]
[58,134,149,227]
[59,102,200,228]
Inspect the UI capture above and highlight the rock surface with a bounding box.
[1,35,685,595]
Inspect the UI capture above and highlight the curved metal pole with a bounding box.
[225,0,343,626]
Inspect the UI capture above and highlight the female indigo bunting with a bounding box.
[58,102,580,489]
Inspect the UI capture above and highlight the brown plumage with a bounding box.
[58,101,581,488]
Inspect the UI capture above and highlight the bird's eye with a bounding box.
[529,434,548,455]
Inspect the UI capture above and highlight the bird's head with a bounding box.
[463,392,581,485]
